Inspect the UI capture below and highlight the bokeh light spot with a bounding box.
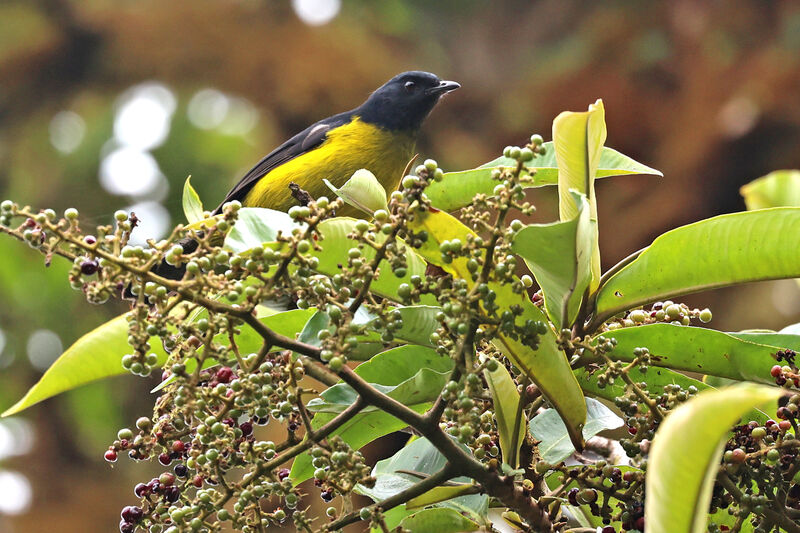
[0,471,32,515]
[291,0,341,26]
[188,89,230,130]
[49,111,86,154]
[99,147,167,198]
[114,82,176,150]
[124,201,171,245]
[0,419,34,461]
[26,329,62,372]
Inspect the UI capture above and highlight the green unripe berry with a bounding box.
[359,508,371,521]
[699,308,712,323]
[519,147,534,161]
[328,357,344,372]
[530,134,544,146]
[114,210,128,222]
[665,304,682,319]
[64,208,79,220]
[402,176,418,189]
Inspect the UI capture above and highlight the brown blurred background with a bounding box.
[2,0,800,531]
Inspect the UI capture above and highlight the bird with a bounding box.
[151,71,459,282]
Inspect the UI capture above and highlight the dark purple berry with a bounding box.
[158,453,171,466]
[119,520,134,533]
[80,260,99,275]
[215,366,233,383]
[133,483,148,498]
[163,485,180,503]
[240,422,253,436]
[121,505,143,522]
[278,468,290,481]
[174,464,188,478]
[567,487,579,506]
[321,490,334,502]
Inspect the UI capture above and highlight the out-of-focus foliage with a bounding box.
[3,1,800,531]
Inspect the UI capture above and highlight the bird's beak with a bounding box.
[426,80,461,96]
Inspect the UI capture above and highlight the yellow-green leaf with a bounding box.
[553,99,606,290]
[483,361,526,468]
[425,144,661,213]
[182,176,205,224]
[512,191,595,329]
[741,169,800,210]
[593,208,800,326]
[646,384,782,533]
[325,168,388,215]
[408,208,586,450]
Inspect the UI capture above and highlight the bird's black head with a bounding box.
[357,71,460,132]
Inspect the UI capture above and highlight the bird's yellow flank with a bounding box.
[243,117,415,212]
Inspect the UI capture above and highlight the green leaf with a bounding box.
[740,169,800,210]
[577,366,707,403]
[407,207,587,450]
[730,330,800,352]
[3,308,314,417]
[645,383,782,533]
[182,176,204,224]
[593,208,800,325]
[306,346,452,414]
[483,361,526,467]
[425,144,661,213]
[225,213,433,305]
[290,346,453,483]
[397,508,479,533]
[2,314,160,417]
[553,99,606,289]
[405,484,477,510]
[596,324,783,383]
[224,207,300,253]
[312,218,434,305]
[356,437,488,520]
[529,398,623,463]
[512,191,595,328]
[325,168,387,215]
[295,310,382,361]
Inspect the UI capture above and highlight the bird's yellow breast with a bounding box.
[244,117,416,212]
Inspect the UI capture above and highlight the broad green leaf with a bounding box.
[483,361,526,467]
[182,176,204,224]
[645,384,782,533]
[224,207,301,253]
[325,168,387,215]
[306,346,452,414]
[577,366,707,402]
[512,191,595,328]
[596,324,783,383]
[405,484,477,510]
[398,508,479,533]
[2,314,159,418]
[425,144,662,213]
[529,398,623,463]
[740,169,800,210]
[593,208,800,325]
[553,99,605,289]
[356,437,488,520]
[3,308,314,417]
[295,310,382,360]
[225,213,434,305]
[408,207,587,450]
[290,346,453,483]
[730,330,800,352]
[312,218,434,305]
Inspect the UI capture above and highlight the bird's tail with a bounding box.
[151,235,198,282]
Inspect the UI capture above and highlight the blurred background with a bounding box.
[2,0,800,531]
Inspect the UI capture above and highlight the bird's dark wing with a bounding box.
[213,110,355,213]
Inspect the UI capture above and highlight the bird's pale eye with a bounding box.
[404,81,416,93]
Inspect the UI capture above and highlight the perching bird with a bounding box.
[213,70,459,213]
[151,71,459,281]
